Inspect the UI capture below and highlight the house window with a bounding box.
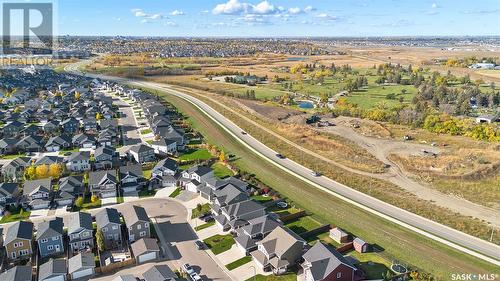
[337,272,342,279]
[107,235,113,239]
[13,243,18,248]
[82,232,90,237]
[140,231,146,237]
[53,236,59,241]
[112,225,118,230]
[47,245,53,250]
[137,224,141,230]
[41,238,48,243]
[18,242,23,247]
[103,227,108,232]
[11,252,16,259]
[19,249,29,256]
[144,223,149,228]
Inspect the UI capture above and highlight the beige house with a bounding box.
[4,221,34,261]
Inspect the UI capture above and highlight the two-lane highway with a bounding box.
[65,64,500,266]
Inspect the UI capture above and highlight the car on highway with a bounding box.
[276,153,286,159]
[241,131,247,135]
[195,240,205,250]
[182,263,195,275]
[311,171,321,177]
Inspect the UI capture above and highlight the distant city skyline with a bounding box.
[26,0,500,36]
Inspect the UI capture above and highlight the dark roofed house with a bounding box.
[23,178,52,210]
[88,170,118,198]
[4,221,34,261]
[131,237,160,264]
[122,205,150,242]
[36,217,64,257]
[143,264,179,281]
[119,164,144,193]
[300,242,360,281]
[234,215,282,254]
[1,157,31,182]
[94,145,117,170]
[38,258,67,281]
[68,252,95,279]
[67,212,94,252]
[128,144,155,163]
[0,182,20,207]
[0,265,33,281]
[95,208,123,249]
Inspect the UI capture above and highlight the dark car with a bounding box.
[199,213,214,222]
[195,240,205,250]
[276,154,286,159]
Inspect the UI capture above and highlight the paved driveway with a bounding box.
[230,259,270,280]
[196,224,222,240]
[123,191,139,202]
[29,208,49,219]
[154,186,177,198]
[216,244,245,265]
[55,206,70,216]
[101,197,117,206]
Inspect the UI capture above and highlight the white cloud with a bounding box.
[170,10,185,16]
[252,1,275,14]
[131,9,164,20]
[304,6,315,12]
[288,7,302,15]
[212,0,249,15]
[431,3,438,8]
[165,21,178,27]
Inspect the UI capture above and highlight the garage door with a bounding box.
[72,268,94,279]
[138,252,157,263]
[44,275,65,281]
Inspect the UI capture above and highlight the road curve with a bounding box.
[64,64,500,266]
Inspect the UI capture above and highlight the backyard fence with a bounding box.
[279,210,307,223]
[300,224,332,239]
[95,258,136,274]
[336,242,354,254]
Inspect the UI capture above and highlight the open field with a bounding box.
[145,84,499,279]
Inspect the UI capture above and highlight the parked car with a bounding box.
[276,153,285,159]
[182,263,195,275]
[195,240,205,250]
[199,213,213,222]
[190,272,202,281]
[276,201,288,209]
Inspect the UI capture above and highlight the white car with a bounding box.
[190,272,203,281]
[182,263,195,275]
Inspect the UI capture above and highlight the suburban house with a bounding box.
[119,164,145,193]
[60,117,80,134]
[67,211,94,252]
[214,200,267,231]
[0,265,32,281]
[4,221,34,261]
[300,242,360,281]
[130,238,160,264]
[38,258,68,281]
[0,138,18,155]
[251,226,307,275]
[150,138,177,155]
[151,158,178,177]
[23,178,52,210]
[89,170,118,198]
[1,157,31,182]
[143,265,179,281]
[56,176,84,207]
[66,151,91,172]
[94,146,117,170]
[95,208,123,249]
[45,135,72,152]
[211,184,249,214]
[68,252,95,280]
[181,165,215,193]
[122,205,150,242]
[36,217,64,258]
[234,215,282,254]
[0,182,20,208]
[128,144,155,163]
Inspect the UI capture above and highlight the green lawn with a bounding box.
[0,207,31,224]
[284,216,322,235]
[138,189,157,198]
[0,153,26,159]
[306,232,340,248]
[140,129,152,135]
[226,256,252,270]
[143,169,153,179]
[203,234,235,255]
[345,84,417,109]
[191,203,211,219]
[211,162,233,178]
[194,221,215,231]
[179,149,212,161]
[116,196,124,204]
[79,195,102,210]
[251,194,274,204]
[348,251,390,280]
[246,272,297,281]
[169,187,182,198]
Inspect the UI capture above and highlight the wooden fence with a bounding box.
[300,224,331,239]
[279,210,307,223]
[95,258,136,274]
[336,242,354,254]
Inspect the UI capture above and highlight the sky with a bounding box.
[20,0,500,36]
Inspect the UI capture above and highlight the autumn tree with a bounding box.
[75,196,84,208]
[25,165,36,180]
[49,163,63,179]
[74,91,81,100]
[35,164,49,179]
[91,195,99,203]
[219,150,226,162]
[95,112,102,120]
